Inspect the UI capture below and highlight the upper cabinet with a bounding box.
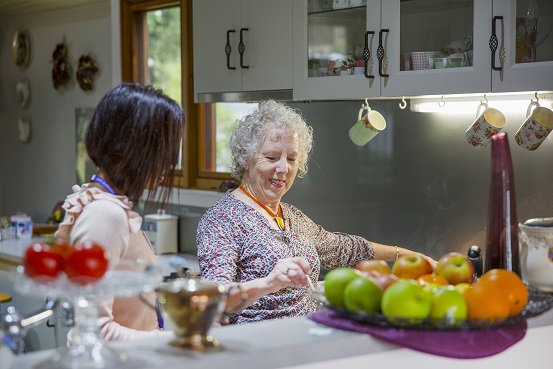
[293,0,553,100]
[492,0,553,93]
[193,0,293,102]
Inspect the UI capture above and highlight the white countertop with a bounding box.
[10,307,553,369]
[0,238,41,266]
[0,237,199,271]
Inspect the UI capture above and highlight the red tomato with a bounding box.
[51,237,72,259]
[23,242,65,280]
[65,240,109,285]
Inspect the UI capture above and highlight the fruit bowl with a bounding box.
[11,261,161,369]
[312,284,553,331]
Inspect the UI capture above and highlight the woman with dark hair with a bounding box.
[55,82,184,340]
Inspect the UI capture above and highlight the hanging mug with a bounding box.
[349,100,386,146]
[514,98,553,151]
[465,100,506,148]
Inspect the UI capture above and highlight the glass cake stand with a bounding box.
[13,261,161,369]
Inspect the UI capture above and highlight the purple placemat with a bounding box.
[308,309,527,359]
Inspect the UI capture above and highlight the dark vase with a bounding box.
[484,132,521,276]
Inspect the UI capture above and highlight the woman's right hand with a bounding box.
[267,257,312,291]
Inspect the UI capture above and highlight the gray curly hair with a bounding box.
[229,100,314,181]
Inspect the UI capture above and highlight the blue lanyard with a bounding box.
[90,175,118,195]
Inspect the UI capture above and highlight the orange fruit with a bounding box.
[416,273,449,287]
[463,280,511,321]
[480,269,528,316]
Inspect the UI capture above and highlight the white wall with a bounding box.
[0,1,116,223]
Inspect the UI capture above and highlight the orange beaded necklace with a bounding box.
[239,185,285,231]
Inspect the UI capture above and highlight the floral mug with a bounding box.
[514,106,553,151]
[465,105,506,148]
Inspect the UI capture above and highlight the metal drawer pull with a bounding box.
[363,31,375,79]
[226,29,236,70]
[489,16,503,72]
[239,28,249,69]
[377,29,389,78]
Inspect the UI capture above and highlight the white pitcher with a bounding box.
[519,218,553,292]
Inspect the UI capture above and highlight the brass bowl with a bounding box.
[158,278,226,350]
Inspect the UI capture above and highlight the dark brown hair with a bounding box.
[85,82,184,204]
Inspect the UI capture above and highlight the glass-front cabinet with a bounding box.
[492,0,553,93]
[292,0,553,101]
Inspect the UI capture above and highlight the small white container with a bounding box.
[11,215,32,240]
[142,209,178,255]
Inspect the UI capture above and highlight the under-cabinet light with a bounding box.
[410,93,553,114]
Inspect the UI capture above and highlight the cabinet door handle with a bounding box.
[239,28,249,69]
[489,16,503,71]
[377,29,389,78]
[226,30,236,70]
[363,31,375,79]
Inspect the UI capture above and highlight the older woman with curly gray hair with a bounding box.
[197,99,435,324]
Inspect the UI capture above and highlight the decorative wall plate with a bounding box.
[12,31,30,68]
[76,54,99,91]
[16,78,31,108]
[52,40,72,89]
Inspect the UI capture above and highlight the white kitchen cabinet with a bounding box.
[193,0,293,102]
[293,0,553,101]
[491,0,553,93]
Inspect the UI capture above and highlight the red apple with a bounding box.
[391,254,433,280]
[435,252,475,285]
[360,270,381,279]
[356,260,391,276]
[374,273,400,291]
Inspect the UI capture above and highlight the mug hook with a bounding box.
[398,96,407,110]
[358,98,371,121]
[476,94,488,118]
[527,92,540,118]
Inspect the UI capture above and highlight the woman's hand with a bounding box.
[267,257,312,291]
[220,256,312,317]
[422,254,438,269]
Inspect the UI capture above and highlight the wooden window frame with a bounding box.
[120,0,232,191]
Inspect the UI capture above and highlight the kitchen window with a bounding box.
[121,0,234,190]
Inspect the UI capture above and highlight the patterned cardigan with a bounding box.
[197,191,375,324]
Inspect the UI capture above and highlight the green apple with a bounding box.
[435,252,475,285]
[324,267,361,307]
[381,279,432,323]
[454,282,471,296]
[429,285,468,326]
[344,275,383,313]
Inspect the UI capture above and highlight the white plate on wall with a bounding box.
[16,78,31,108]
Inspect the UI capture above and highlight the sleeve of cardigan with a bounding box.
[68,200,168,341]
[288,204,375,269]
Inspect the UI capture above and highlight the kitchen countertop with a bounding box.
[0,237,199,273]
[10,306,553,369]
[0,238,40,271]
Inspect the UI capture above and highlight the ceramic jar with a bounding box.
[519,218,553,292]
